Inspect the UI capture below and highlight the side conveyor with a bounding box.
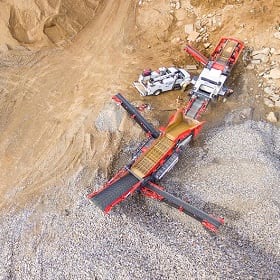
[88,173,140,213]
[185,97,209,119]
[145,183,224,232]
[184,45,208,66]
[112,93,160,138]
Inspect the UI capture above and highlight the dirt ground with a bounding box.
[0,0,279,209]
[0,0,280,279]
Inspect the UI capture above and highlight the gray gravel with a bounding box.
[0,121,279,280]
[95,102,124,132]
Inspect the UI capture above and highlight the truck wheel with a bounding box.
[154,90,162,96]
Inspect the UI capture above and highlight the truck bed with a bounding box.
[133,81,148,96]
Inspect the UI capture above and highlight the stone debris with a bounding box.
[0,122,279,279]
[267,68,280,79]
[184,24,194,35]
[224,107,254,124]
[187,31,200,42]
[0,49,52,67]
[251,48,271,64]
[138,0,153,6]
[266,111,278,122]
[275,100,280,108]
[271,48,280,55]
[170,0,181,10]
[264,97,275,108]
[185,65,197,70]
[273,32,280,40]
[252,47,271,56]
[95,102,123,132]
[246,46,280,110]
[264,86,274,95]
[175,1,181,9]
[263,86,280,108]
[252,53,270,63]
[171,37,182,44]
[190,12,223,44]
[203,42,211,49]
[269,93,280,102]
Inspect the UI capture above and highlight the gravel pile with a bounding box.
[95,102,124,132]
[0,121,279,279]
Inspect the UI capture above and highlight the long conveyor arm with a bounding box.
[112,93,160,138]
[144,182,224,232]
[184,45,208,66]
[88,170,141,213]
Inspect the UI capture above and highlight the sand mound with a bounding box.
[0,0,101,48]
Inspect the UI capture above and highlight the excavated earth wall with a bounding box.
[0,0,101,48]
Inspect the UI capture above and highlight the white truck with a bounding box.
[133,67,191,96]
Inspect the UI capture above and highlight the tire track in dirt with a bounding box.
[0,0,139,208]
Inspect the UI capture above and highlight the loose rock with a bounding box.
[264,98,275,108]
[266,111,278,122]
[273,32,280,40]
[264,86,274,95]
[187,31,200,42]
[184,24,194,35]
[267,68,280,79]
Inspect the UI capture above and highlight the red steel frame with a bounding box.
[184,37,244,72]
[87,168,129,199]
[88,110,204,213]
[131,110,204,179]
[104,181,142,213]
[88,37,245,232]
[210,37,244,71]
[211,37,244,61]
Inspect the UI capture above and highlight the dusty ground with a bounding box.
[0,0,280,279]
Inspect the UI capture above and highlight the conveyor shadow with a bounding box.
[116,193,280,278]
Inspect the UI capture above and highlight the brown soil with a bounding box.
[0,0,279,209]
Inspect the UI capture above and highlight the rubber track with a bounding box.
[89,173,139,211]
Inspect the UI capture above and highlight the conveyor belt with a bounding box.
[219,40,238,61]
[146,183,223,230]
[113,93,160,138]
[184,45,208,66]
[89,173,140,212]
[185,97,205,119]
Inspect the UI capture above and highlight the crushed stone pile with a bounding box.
[0,120,279,280]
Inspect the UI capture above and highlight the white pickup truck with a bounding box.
[133,67,191,96]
